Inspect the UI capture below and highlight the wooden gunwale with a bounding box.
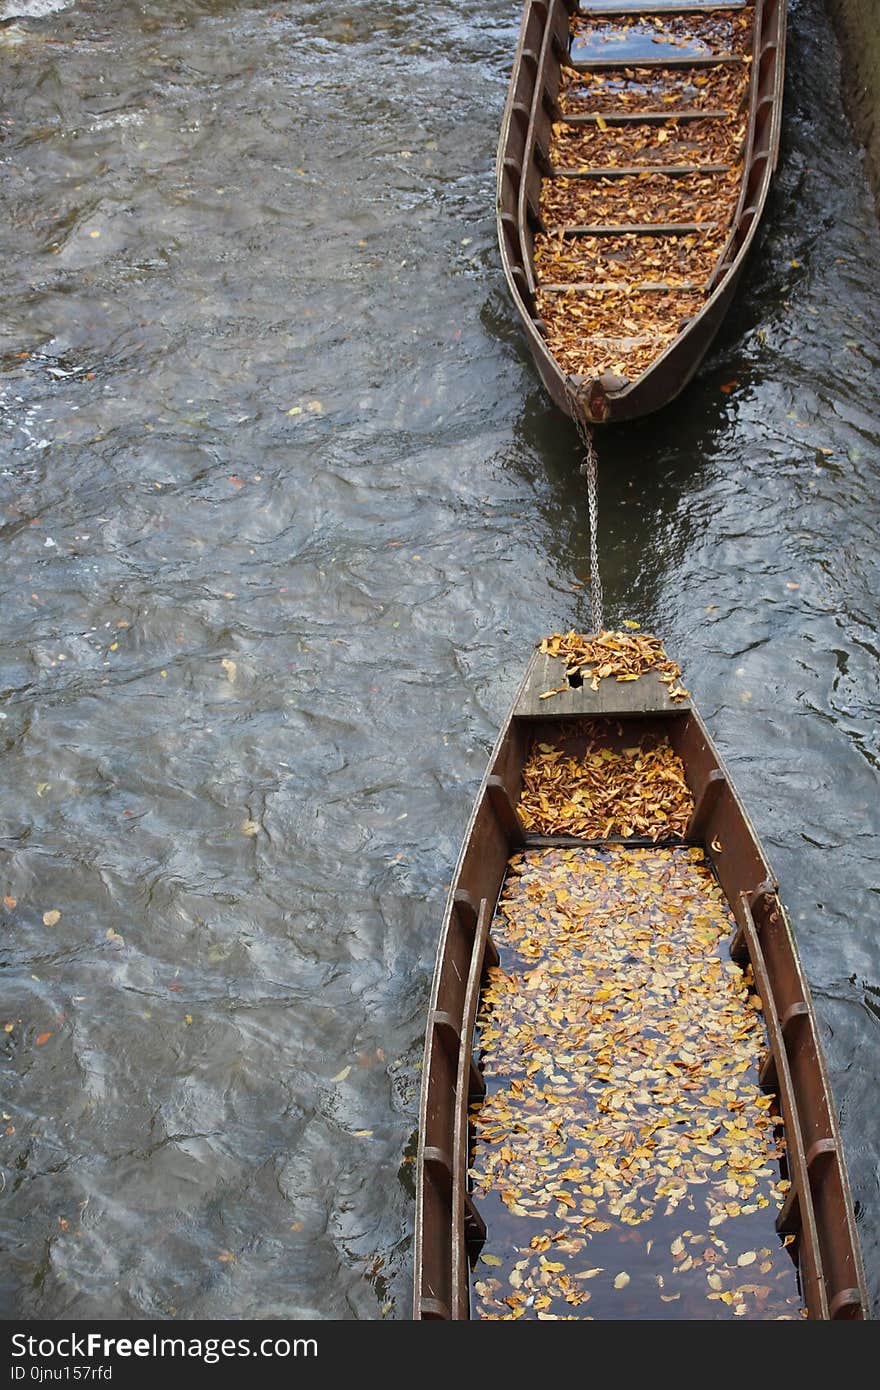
[412,648,869,1320]
[495,0,787,423]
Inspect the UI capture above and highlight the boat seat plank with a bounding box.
[551,162,732,178]
[559,220,716,236]
[579,2,747,12]
[569,53,749,71]
[562,109,732,125]
[515,653,691,717]
[524,832,686,847]
[539,280,700,292]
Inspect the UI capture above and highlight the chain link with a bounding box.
[563,380,604,635]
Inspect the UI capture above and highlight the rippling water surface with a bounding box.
[1,0,877,1319]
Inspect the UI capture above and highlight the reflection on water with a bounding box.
[0,0,877,1319]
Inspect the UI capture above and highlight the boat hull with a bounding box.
[496,0,787,425]
[412,648,869,1320]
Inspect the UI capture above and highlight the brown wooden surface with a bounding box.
[514,650,691,717]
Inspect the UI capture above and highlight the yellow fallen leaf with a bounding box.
[330,1065,351,1083]
[481,1254,503,1267]
[221,658,237,682]
[43,910,61,927]
[737,1251,757,1267]
[614,1272,630,1289]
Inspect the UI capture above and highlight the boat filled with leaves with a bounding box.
[412,633,868,1320]
[496,0,787,424]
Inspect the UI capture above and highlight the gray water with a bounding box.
[0,0,877,1320]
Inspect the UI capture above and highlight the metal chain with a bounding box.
[564,381,604,635]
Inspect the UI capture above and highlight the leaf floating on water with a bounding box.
[42,910,61,927]
[35,1032,52,1046]
[221,658,237,682]
[240,819,260,837]
[106,928,125,946]
[482,1254,503,1267]
[330,1065,351,1083]
[353,1129,373,1138]
[3,896,16,910]
[737,1251,757,1267]
[614,1272,630,1290]
[217,1251,235,1264]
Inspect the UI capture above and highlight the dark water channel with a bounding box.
[0,0,877,1320]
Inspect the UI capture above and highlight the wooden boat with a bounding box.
[413,637,869,1320]
[496,0,787,424]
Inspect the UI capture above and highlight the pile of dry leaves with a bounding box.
[518,725,693,840]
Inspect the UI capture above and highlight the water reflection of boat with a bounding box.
[413,636,868,1320]
[496,0,787,424]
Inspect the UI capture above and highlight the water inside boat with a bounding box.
[468,842,806,1320]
